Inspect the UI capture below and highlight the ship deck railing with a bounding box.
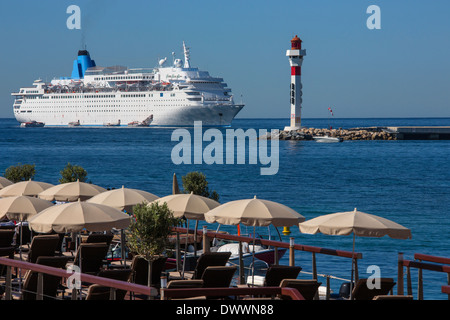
[43,86,174,95]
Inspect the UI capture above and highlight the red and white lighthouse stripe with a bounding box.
[291,66,301,76]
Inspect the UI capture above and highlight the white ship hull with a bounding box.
[12,43,244,127]
[14,96,244,127]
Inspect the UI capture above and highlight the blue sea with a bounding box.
[0,117,449,300]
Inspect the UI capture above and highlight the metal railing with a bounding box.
[0,257,157,300]
[397,252,450,300]
[1,226,364,301]
[161,286,304,300]
[0,256,305,301]
[172,226,362,299]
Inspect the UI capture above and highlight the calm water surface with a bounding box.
[0,117,449,299]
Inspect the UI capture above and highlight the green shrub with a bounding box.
[4,164,36,183]
[59,162,88,183]
[181,171,219,201]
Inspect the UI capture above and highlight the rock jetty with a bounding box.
[261,127,396,141]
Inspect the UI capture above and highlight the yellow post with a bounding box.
[282,226,291,235]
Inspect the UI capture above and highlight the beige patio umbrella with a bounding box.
[299,208,412,239]
[87,186,158,265]
[205,196,305,285]
[38,179,106,202]
[0,177,13,190]
[151,192,221,275]
[0,179,54,197]
[151,192,220,220]
[87,185,159,213]
[205,195,305,227]
[0,196,55,290]
[28,200,131,296]
[299,208,412,298]
[28,200,131,234]
[0,195,55,260]
[0,195,54,221]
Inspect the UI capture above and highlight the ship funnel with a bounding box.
[71,50,96,79]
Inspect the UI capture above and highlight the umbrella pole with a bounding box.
[275,227,282,242]
[18,219,24,291]
[350,233,355,300]
[194,220,199,259]
[181,219,190,279]
[121,229,126,267]
[251,226,256,286]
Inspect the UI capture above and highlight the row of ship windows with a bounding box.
[19,105,190,112]
[93,76,154,81]
[23,93,178,99]
[22,110,154,113]
[22,99,188,105]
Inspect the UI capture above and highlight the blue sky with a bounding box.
[0,0,449,119]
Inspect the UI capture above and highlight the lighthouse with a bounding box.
[284,35,306,131]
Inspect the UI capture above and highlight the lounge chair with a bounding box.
[0,230,16,248]
[351,278,396,300]
[185,252,232,280]
[263,265,302,286]
[85,284,128,300]
[15,225,32,249]
[21,256,71,300]
[73,243,110,275]
[86,232,114,246]
[164,280,205,300]
[84,269,132,300]
[373,294,414,300]
[0,247,15,279]
[279,279,322,300]
[45,232,66,255]
[27,234,61,263]
[97,268,132,282]
[0,232,15,283]
[167,279,204,288]
[129,255,168,288]
[0,247,15,259]
[201,266,237,288]
[0,224,16,230]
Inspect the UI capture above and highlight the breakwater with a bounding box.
[261,127,396,141]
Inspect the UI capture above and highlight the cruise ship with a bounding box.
[12,42,244,127]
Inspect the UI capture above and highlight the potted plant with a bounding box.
[126,202,180,293]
